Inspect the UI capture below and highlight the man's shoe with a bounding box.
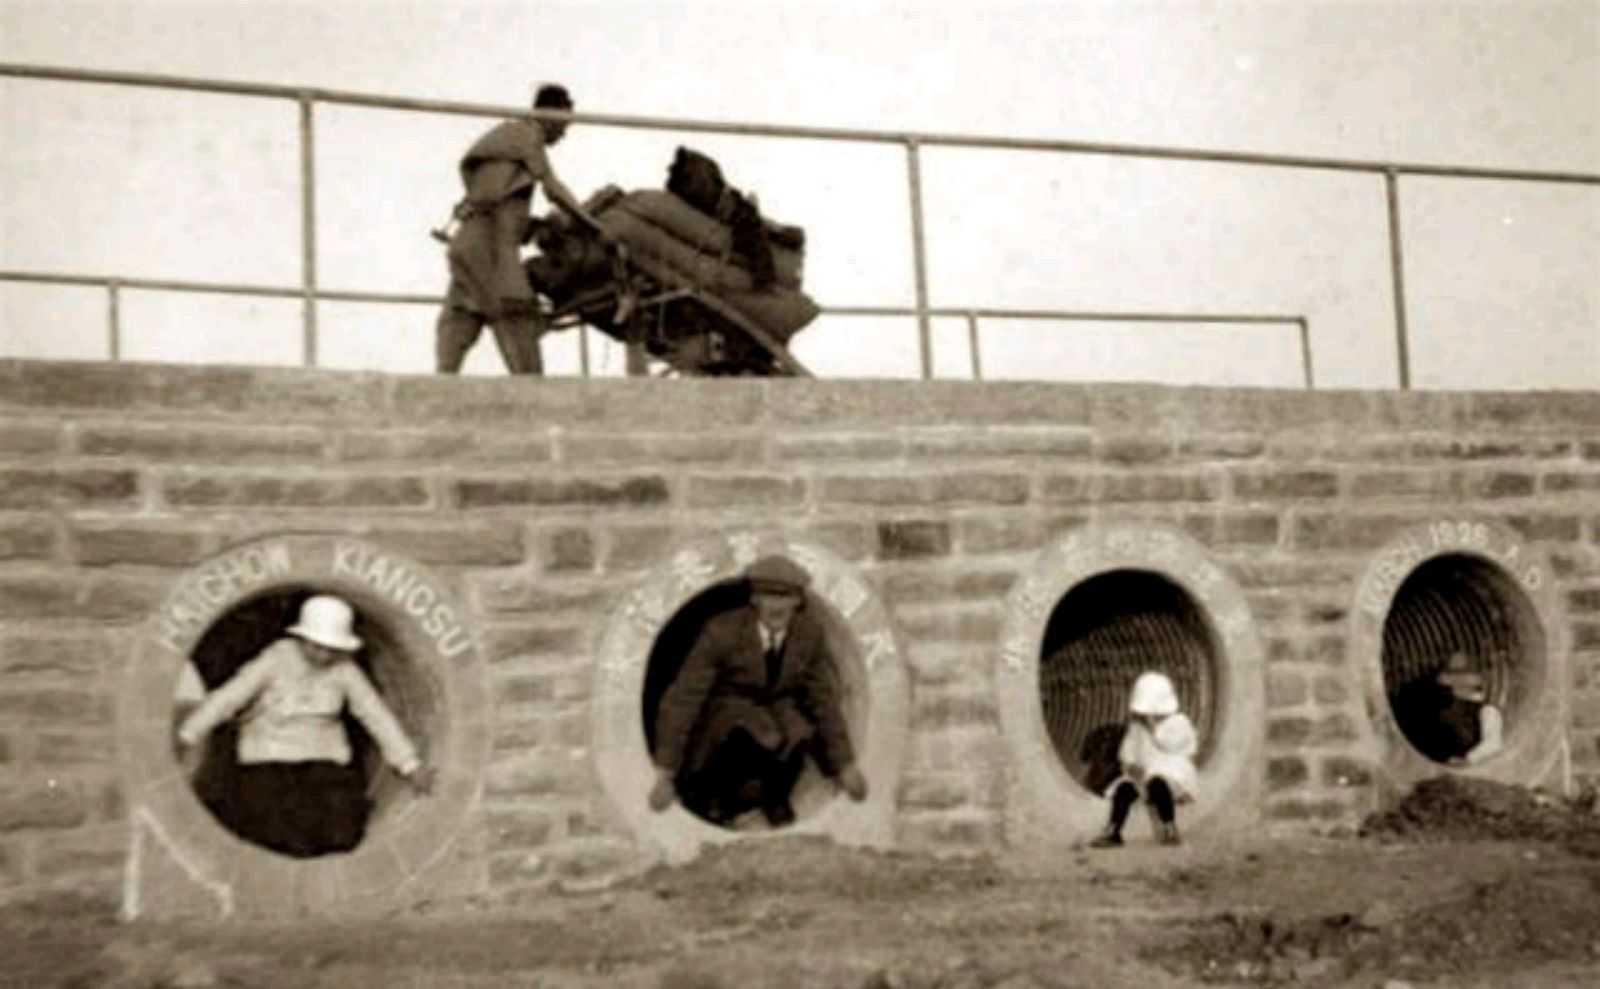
[701,799,732,826]
[762,801,797,828]
[1088,829,1123,849]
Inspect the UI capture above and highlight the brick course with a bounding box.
[0,360,1596,905]
[0,515,57,560]
[0,468,139,509]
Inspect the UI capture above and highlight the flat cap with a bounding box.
[745,554,811,594]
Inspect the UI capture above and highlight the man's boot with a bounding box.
[759,777,798,828]
[762,800,797,828]
[1089,823,1123,848]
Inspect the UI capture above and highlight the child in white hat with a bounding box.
[176,594,432,857]
[1090,670,1198,848]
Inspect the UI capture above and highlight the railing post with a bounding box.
[107,279,121,361]
[1384,169,1411,390]
[904,138,933,379]
[966,310,983,381]
[298,92,319,367]
[1297,318,1314,389]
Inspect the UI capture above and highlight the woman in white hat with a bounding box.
[1090,670,1198,848]
[176,594,432,857]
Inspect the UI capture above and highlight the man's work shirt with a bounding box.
[443,118,556,317]
[459,119,552,205]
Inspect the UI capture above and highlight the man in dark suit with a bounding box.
[648,555,868,827]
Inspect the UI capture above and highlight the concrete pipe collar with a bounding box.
[592,532,909,864]
[996,523,1264,846]
[1352,518,1570,797]
[118,536,491,919]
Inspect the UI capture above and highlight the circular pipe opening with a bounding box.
[1039,569,1218,794]
[641,580,868,831]
[174,586,439,856]
[592,533,908,863]
[1381,553,1543,764]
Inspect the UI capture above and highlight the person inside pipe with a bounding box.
[174,595,434,857]
[1422,652,1505,766]
[433,81,617,375]
[1090,671,1198,848]
[648,555,869,828]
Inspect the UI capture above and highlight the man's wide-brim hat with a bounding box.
[287,594,363,652]
[745,554,811,596]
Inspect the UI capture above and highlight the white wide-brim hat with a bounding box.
[287,594,363,652]
[1128,670,1180,717]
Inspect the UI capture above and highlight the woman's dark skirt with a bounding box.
[199,759,370,858]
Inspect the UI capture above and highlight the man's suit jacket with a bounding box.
[654,605,855,780]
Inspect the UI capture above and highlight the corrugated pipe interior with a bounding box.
[1381,553,1542,762]
[1038,570,1218,794]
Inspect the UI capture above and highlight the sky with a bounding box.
[1,0,1597,388]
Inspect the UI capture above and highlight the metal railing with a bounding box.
[0,268,1313,386]
[4,62,1596,387]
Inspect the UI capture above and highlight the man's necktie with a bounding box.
[764,638,782,687]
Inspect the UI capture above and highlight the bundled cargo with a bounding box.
[600,189,805,294]
[525,149,819,376]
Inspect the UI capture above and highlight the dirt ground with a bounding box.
[5,778,1600,989]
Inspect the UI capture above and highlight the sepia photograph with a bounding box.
[1,1,1598,986]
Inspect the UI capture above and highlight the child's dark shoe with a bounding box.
[1158,822,1181,846]
[1089,828,1123,849]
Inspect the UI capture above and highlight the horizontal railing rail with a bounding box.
[0,268,1314,386]
[6,63,1597,185]
[4,62,1593,388]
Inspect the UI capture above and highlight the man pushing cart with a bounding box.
[433,83,819,378]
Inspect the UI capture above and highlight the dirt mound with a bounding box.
[1359,776,1600,854]
[1143,779,1600,986]
[1148,866,1600,986]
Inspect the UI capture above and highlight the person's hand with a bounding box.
[172,729,204,776]
[648,767,678,812]
[1124,762,1146,784]
[597,228,626,258]
[405,764,437,795]
[837,763,869,802]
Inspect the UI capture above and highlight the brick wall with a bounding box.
[3,360,1599,907]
